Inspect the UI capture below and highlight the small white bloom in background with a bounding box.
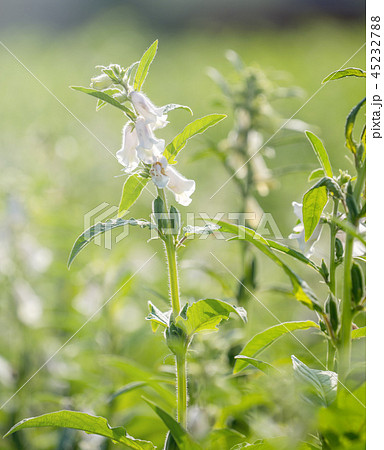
[135,117,165,164]
[130,91,168,129]
[289,202,322,257]
[116,122,139,172]
[150,155,195,206]
[337,221,366,257]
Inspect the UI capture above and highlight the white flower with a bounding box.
[337,221,366,257]
[288,202,322,257]
[150,156,195,206]
[116,122,139,172]
[135,117,165,164]
[130,91,168,129]
[90,73,113,90]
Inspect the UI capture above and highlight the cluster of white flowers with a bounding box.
[116,91,195,206]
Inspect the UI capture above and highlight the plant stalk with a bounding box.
[176,353,187,427]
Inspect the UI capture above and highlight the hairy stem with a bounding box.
[176,354,187,427]
[165,239,181,316]
[329,199,339,296]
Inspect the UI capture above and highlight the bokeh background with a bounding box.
[1,1,365,448]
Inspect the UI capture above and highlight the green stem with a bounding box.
[338,233,354,381]
[165,239,181,316]
[176,354,187,427]
[329,199,339,296]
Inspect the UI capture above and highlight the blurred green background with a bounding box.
[0,1,365,448]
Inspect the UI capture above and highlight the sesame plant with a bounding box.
[4,35,365,449]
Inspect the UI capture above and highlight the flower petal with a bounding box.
[130,91,168,129]
[165,166,195,206]
[116,122,139,172]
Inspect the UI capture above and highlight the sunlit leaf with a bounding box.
[308,168,324,181]
[144,398,200,450]
[68,218,153,267]
[305,131,333,177]
[71,86,135,119]
[352,326,366,339]
[164,114,226,163]
[183,223,220,237]
[322,67,366,83]
[291,355,338,407]
[146,301,171,332]
[302,186,328,241]
[215,221,322,311]
[234,321,319,374]
[175,299,247,339]
[345,98,366,154]
[134,40,158,91]
[162,103,193,115]
[4,411,155,449]
[118,174,150,217]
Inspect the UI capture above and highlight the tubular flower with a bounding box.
[135,118,165,164]
[288,202,322,257]
[116,123,139,172]
[130,91,168,129]
[150,155,195,206]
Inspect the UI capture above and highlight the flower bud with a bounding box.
[90,74,113,90]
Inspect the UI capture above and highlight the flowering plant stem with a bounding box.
[158,187,188,427]
[338,158,365,382]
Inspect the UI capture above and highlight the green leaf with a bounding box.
[215,221,322,311]
[308,168,324,182]
[345,98,366,154]
[233,321,319,374]
[205,428,245,449]
[146,301,170,332]
[68,218,153,268]
[305,131,333,177]
[134,40,158,91]
[144,398,200,450]
[4,411,154,449]
[234,356,278,375]
[71,86,135,119]
[291,355,338,407]
[163,103,193,115]
[164,114,226,163]
[175,299,247,339]
[118,175,150,217]
[352,326,366,339]
[263,239,321,273]
[302,186,328,241]
[322,67,366,83]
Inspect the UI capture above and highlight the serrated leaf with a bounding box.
[162,103,193,115]
[303,186,328,241]
[215,221,322,311]
[164,114,226,163]
[4,411,154,449]
[233,321,319,374]
[305,131,333,177]
[144,398,200,450]
[68,218,153,267]
[291,355,338,407]
[118,175,149,217]
[134,40,158,91]
[345,98,366,154]
[71,86,135,119]
[175,299,246,338]
[322,67,366,83]
[352,326,366,339]
[308,168,324,181]
[234,356,278,375]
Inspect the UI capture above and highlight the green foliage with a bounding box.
[164,114,227,163]
[146,301,171,332]
[345,98,366,155]
[144,398,200,450]
[68,218,153,267]
[291,356,338,407]
[302,186,328,241]
[183,223,220,237]
[71,86,135,119]
[234,321,319,373]
[175,298,247,339]
[216,220,322,311]
[305,131,333,177]
[4,411,155,449]
[234,356,278,375]
[322,67,366,83]
[118,175,150,217]
[134,40,159,91]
